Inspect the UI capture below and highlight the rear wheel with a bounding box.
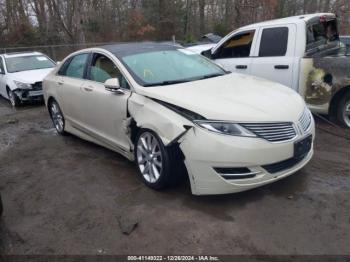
[336,92,350,128]
[8,89,20,107]
[49,100,66,135]
[135,129,182,189]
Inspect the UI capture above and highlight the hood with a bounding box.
[9,68,54,84]
[136,73,305,122]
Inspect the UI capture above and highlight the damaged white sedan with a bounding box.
[43,43,315,195]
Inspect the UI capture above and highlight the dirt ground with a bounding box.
[0,96,350,255]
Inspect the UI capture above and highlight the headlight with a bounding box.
[14,81,32,89]
[194,120,256,137]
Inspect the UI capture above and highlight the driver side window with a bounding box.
[215,30,255,59]
[88,53,130,89]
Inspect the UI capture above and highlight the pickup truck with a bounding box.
[188,13,350,127]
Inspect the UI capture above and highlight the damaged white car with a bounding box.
[0,52,56,106]
[43,43,315,195]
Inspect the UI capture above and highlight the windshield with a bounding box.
[121,49,226,86]
[5,55,55,73]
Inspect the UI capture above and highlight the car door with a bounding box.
[56,53,90,127]
[0,57,7,97]
[80,52,131,151]
[211,30,257,74]
[250,25,297,88]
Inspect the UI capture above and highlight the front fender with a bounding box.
[128,93,193,145]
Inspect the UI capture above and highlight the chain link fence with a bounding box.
[0,40,182,62]
[0,42,119,61]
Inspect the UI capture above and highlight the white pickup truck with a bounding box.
[188,13,350,127]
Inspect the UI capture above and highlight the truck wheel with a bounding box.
[337,92,350,128]
[8,89,20,107]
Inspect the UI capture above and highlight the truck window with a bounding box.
[259,27,289,57]
[306,19,339,51]
[215,30,255,59]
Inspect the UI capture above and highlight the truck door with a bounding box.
[211,30,257,74]
[250,24,297,88]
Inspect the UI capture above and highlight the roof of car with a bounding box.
[239,13,335,30]
[99,42,182,58]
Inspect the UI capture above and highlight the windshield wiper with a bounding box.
[143,72,227,87]
[143,79,192,87]
[201,73,226,80]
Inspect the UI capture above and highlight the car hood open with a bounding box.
[10,68,54,84]
[136,73,305,122]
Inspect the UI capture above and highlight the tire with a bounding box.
[134,129,183,190]
[49,100,66,135]
[336,92,350,128]
[7,89,20,107]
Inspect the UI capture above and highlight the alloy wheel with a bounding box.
[50,102,64,133]
[136,132,163,184]
[343,100,350,128]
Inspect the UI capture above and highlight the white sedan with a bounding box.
[0,52,56,106]
[43,43,315,195]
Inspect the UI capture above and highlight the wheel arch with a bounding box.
[329,85,350,118]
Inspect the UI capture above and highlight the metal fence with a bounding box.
[0,40,182,61]
[0,42,118,61]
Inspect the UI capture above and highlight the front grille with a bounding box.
[32,82,43,91]
[241,122,297,142]
[299,108,312,132]
[262,155,307,174]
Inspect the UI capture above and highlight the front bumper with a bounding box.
[179,121,315,195]
[14,89,44,101]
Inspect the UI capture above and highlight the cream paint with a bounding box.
[43,47,315,195]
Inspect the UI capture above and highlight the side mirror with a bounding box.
[201,48,214,59]
[0,67,4,74]
[104,78,124,95]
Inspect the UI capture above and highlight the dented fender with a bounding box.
[128,93,194,145]
[299,55,350,114]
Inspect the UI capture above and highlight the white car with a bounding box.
[43,43,315,195]
[0,52,56,106]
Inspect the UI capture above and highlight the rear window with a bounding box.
[259,27,289,57]
[59,53,89,79]
[306,19,339,51]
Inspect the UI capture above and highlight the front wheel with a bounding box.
[135,130,178,190]
[336,92,350,128]
[49,100,66,135]
[8,90,20,107]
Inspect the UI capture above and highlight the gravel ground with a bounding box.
[0,97,350,255]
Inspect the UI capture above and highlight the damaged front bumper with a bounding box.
[13,88,44,102]
[179,123,315,195]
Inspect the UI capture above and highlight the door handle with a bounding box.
[274,65,289,69]
[236,65,248,69]
[57,81,64,86]
[84,87,93,92]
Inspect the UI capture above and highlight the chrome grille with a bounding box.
[241,122,297,142]
[299,108,312,132]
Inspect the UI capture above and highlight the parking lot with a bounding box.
[0,97,350,255]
